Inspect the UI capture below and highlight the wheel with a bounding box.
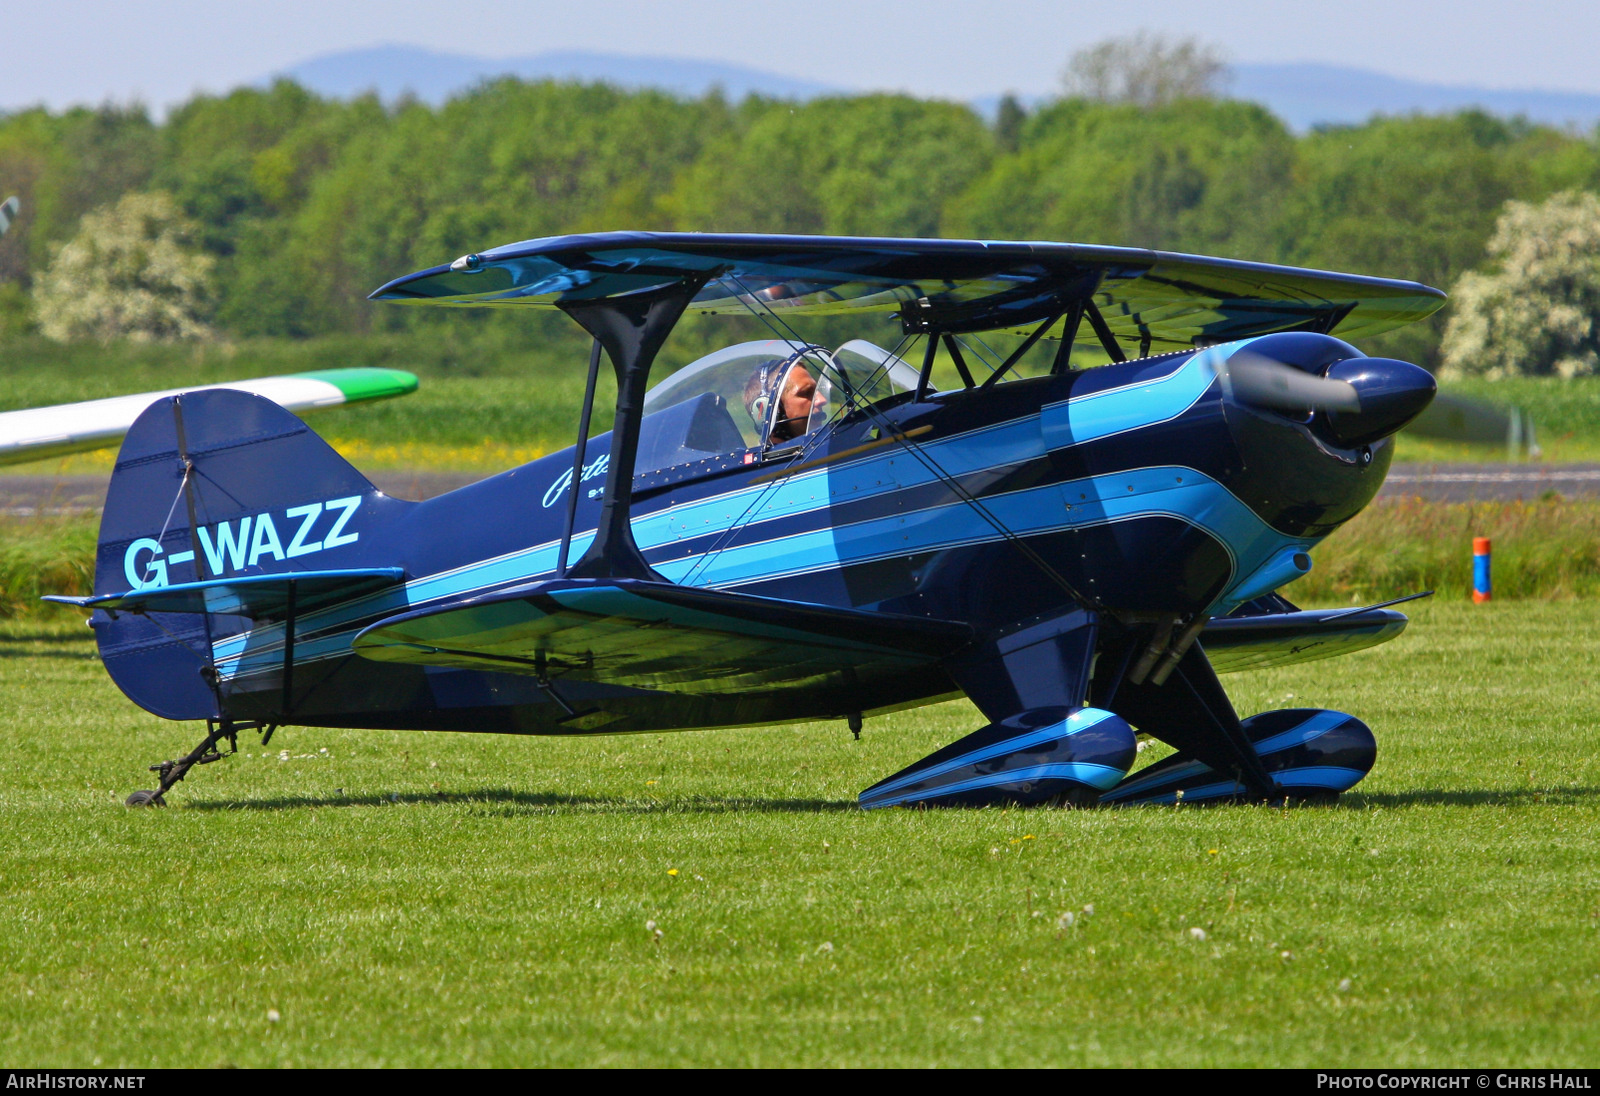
[1047,786,1103,809]
[124,789,164,807]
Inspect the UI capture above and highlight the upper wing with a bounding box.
[1202,605,1410,674]
[0,367,417,465]
[369,231,1446,353]
[352,577,974,697]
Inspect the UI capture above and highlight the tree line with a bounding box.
[3,74,1600,369]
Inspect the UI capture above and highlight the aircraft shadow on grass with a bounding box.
[186,788,856,814]
[183,785,1600,814]
[1346,787,1600,809]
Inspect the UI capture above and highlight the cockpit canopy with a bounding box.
[631,340,922,481]
[645,340,922,445]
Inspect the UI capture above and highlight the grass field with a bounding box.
[2,599,1597,1067]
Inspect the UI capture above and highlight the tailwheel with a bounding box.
[125,719,273,808]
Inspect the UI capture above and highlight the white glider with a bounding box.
[0,192,422,460]
[0,195,418,464]
[0,367,418,465]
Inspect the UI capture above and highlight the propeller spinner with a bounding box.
[1216,336,1436,448]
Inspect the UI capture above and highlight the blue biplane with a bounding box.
[50,233,1442,809]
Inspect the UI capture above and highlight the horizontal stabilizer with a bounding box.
[1202,605,1410,674]
[352,578,973,697]
[46,568,404,619]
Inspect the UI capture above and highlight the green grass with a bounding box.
[1293,496,1600,602]
[0,515,95,615]
[1428,374,1600,462]
[2,599,1598,1066]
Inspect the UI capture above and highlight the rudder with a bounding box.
[92,389,401,720]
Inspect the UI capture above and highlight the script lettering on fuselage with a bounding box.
[540,453,609,509]
[121,495,363,590]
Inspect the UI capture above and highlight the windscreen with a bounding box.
[645,341,821,447]
[638,339,923,471]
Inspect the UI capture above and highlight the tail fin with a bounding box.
[93,388,400,720]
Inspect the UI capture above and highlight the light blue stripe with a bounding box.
[1041,345,1221,449]
[862,709,1117,801]
[1101,757,1214,800]
[1104,711,1356,803]
[211,340,1224,660]
[1128,779,1247,805]
[1112,764,1368,805]
[860,761,1127,809]
[207,336,1317,679]
[657,467,1306,593]
[643,412,1045,546]
[214,464,1311,679]
[1250,710,1351,757]
[211,531,594,669]
[211,417,1036,666]
[213,407,1048,668]
[1271,766,1367,791]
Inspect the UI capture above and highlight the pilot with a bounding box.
[743,357,829,443]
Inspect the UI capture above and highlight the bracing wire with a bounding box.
[714,277,1098,610]
[674,277,910,588]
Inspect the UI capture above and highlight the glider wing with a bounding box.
[0,367,418,465]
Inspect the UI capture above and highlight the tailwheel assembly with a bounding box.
[125,718,274,807]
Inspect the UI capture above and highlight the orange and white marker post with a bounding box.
[1472,537,1492,603]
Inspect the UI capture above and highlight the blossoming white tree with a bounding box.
[34,191,213,343]
[1441,190,1600,378]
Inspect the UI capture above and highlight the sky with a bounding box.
[6,0,1600,113]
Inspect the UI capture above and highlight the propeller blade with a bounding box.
[1217,350,1361,413]
[1404,392,1539,457]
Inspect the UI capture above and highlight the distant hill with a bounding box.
[276,46,1600,132]
[279,45,839,104]
[1231,63,1600,131]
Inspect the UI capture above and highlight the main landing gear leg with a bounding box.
[1094,639,1278,801]
[125,719,261,807]
[858,610,1141,809]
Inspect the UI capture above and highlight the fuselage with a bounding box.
[188,333,1395,735]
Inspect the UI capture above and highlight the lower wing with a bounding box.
[1202,603,1412,674]
[352,578,975,697]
